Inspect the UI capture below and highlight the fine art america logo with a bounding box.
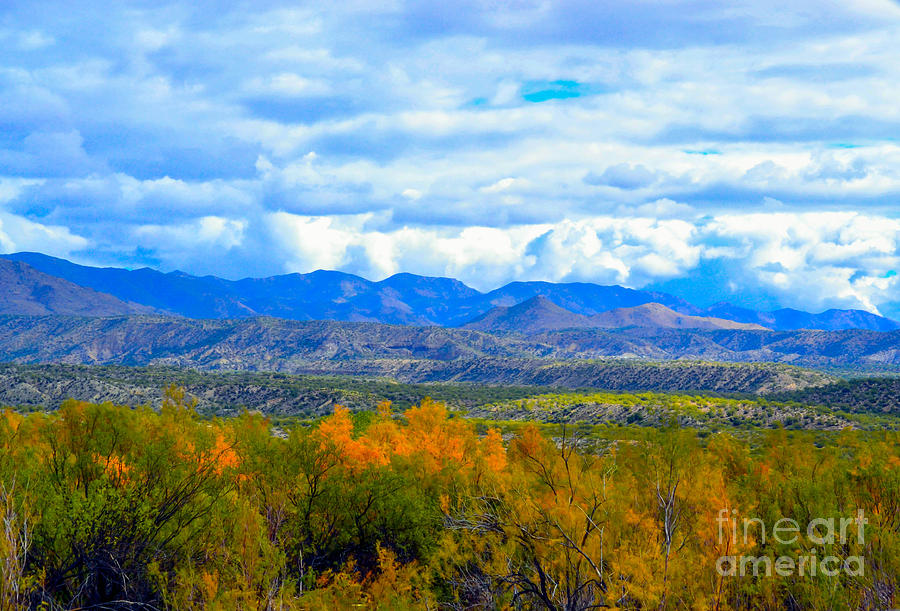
[716,509,867,577]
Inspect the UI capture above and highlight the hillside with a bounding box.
[287,358,833,393]
[467,390,858,430]
[0,363,559,416]
[4,252,896,331]
[0,314,898,371]
[0,259,153,316]
[531,326,900,365]
[0,363,870,430]
[0,315,839,393]
[0,361,834,417]
[589,302,768,330]
[769,377,900,414]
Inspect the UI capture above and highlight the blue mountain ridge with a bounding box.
[2,252,897,331]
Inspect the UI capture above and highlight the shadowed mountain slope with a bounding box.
[0,259,154,316]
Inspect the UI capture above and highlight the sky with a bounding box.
[2,1,900,317]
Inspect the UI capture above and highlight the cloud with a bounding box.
[0,211,88,257]
[261,212,704,290]
[696,212,900,313]
[135,216,246,251]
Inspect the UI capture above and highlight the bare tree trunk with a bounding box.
[0,482,30,611]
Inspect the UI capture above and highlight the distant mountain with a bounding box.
[473,281,697,316]
[703,303,900,332]
[464,298,769,333]
[2,252,897,331]
[0,259,153,316]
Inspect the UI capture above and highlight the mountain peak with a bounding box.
[463,294,592,333]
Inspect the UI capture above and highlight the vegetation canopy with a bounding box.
[0,386,898,609]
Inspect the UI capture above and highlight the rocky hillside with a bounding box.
[0,315,840,393]
[0,314,897,375]
[466,391,858,430]
[0,363,554,416]
[0,361,833,419]
[285,358,833,394]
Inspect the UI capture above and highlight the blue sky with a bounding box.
[2,1,900,317]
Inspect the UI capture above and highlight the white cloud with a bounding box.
[261,212,704,290]
[480,177,524,193]
[135,216,247,252]
[266,213,358,272]
[0,212,89,257]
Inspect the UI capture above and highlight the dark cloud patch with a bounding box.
[585,164,659,189]
[261,179,381,216]
[655,115,900,145]
[80,127,261,180]
[752,62,879,82]
[243,96,368,123]
[307,127,527,163]
[663,182,900,210]
[0,130,105,178]
[386,0,888,49]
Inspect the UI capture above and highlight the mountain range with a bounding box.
[1,252,897,332]
[1,252,900,373]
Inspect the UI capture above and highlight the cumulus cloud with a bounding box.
[696,212,900,314]
[258,209,900,316]
[261,212,705,291]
